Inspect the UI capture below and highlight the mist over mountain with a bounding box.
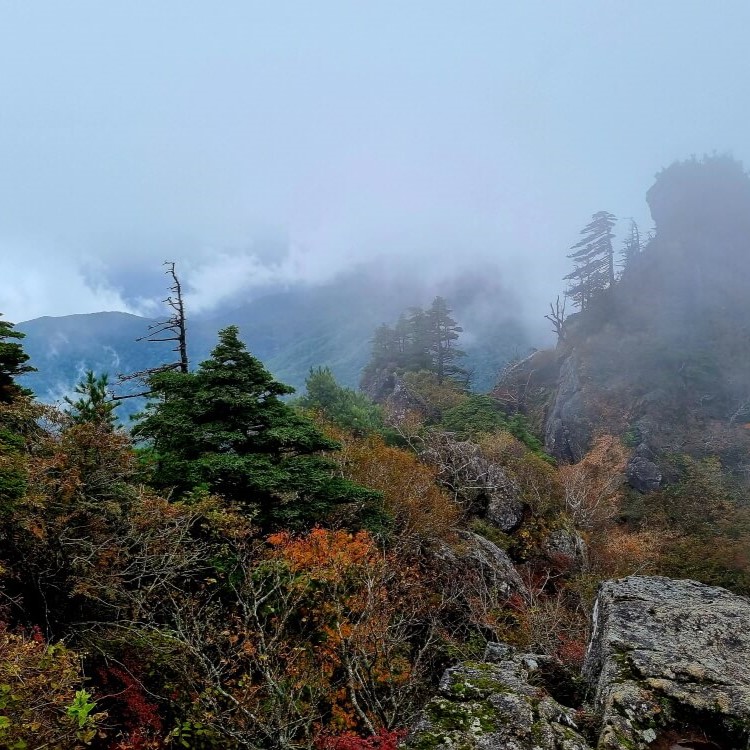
[497,154,750,492]
[6,3,750,745]
[17,262,531,417]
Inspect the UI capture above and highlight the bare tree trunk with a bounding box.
[114,261,190,399]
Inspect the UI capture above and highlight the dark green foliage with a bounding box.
[0,314,35,403]
[64,370,119,427]
[133,326,385,532]
[406,308,434,372]
[298,367,384,434]
[427,296,467,385]
[441,395,549,457]
[564,211,616,310]
[362,296,467,388]
[441,395,508,437]
[0,425,27,516]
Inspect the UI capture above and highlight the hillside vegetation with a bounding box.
[1,155,749,748]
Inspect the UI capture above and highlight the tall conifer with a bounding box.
[134,326,384,531]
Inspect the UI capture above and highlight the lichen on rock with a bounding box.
[583,576,750,749]
[403,643,592,750]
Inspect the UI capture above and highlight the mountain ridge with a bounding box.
[17,269,531,412]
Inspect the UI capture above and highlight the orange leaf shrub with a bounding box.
[330,431,461,546]
[587,526,672,579]
[557,435,627,529]
[268,527,382,582]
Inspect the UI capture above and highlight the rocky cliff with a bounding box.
[496,156,750,498]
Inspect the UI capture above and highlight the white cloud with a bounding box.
[0,242,136,322]
[181,245,313,313]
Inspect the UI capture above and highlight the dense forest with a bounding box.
[1,155,750,749]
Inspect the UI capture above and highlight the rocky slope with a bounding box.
[405,576,750,750]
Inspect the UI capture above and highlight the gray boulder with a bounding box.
[584,576,750,750]
[625,455,662,493]
[486,491,526,533]
[423,433,525,532]
[542,528,588,570]
[433,531,526,600]
[404,643,592,750]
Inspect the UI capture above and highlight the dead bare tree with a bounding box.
[544,296,567,342]
[557,435,626,530]
[728,395,750,425]
[493,357,535,414]
[143,261,189,374]
[114,261,189,400]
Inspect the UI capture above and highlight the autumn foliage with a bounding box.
[0,624,104,748]
[329,430,461,546]
[3,307,750,750]
[557,434,627,529]
[317,728,407,750]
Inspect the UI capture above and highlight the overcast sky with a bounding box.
[1,1,749,324]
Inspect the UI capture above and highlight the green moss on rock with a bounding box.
[424,697,499,733]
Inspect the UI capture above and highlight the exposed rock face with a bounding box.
[361,369,437,421]
[361,367,398,404]
[625,455,662,493]
[408,577,750,750]
[404,643,592,750]
[584,576,750,750]
[542,528,588,571]
[386,375,437,421]
[544,354,593,463]
[485,491,525,534]
[423,433,525,532]
[433,531,526,600]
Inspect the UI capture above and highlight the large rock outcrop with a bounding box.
[362,369,439,421]
[584,576,750,750]
[536,158,750,482]
[433,531,527,600]
[407,576,750,750]
[403,643,592,750]
[422,433,525,532]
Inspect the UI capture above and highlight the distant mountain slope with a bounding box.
[17,267,531,417]
[18,312,162,400]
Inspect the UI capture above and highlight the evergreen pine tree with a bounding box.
[393,313,411,367]
[564,211,617,310]
[427,296,467,385]
[405,307,433,371]
[371,324,398,367]
[133,326,384,531]
[64,371,119,427]
[0,314,35,403]
[620,218,642,272]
